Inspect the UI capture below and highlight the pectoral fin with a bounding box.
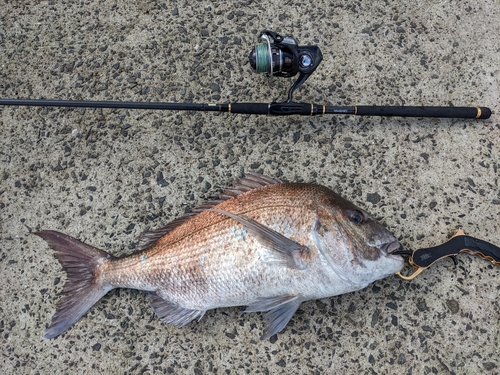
[246,295,303,339]
[209,208,310,270]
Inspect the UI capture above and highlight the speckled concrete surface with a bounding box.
[1,1,499,374]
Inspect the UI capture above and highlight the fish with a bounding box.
[35,173,404,339]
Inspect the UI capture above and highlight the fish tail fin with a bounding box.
[35,230,115,339]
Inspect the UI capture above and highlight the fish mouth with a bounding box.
[377,240,401,256]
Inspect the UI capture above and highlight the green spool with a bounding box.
[254,43,270,74]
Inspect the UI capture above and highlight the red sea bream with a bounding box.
[36,174,404,339]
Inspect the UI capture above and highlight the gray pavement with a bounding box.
[1,1,499,374]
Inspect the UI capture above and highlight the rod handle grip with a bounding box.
[229,103,269,115]
[356,106,491,119]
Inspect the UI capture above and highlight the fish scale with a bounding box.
[36,173,404,339]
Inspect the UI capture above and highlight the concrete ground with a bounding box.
[1,0,499,374]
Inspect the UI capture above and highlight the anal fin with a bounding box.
[147,292,206,327]
[246,295,303,339]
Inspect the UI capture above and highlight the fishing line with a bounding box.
[0,33,249,55]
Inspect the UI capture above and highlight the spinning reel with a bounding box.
[248,30,323,103]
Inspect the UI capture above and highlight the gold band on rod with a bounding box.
[475,107,481,119]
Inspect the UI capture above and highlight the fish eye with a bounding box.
[349,210,364,224]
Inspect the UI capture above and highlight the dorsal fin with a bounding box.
[199,173,282,207]
[135,214,196,251]
[135,173,283,251]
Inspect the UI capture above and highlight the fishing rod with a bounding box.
[0,30,492,119]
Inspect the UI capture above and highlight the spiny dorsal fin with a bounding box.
[135,173,283,251]
[135,215,196,250]
[202,173,283,206]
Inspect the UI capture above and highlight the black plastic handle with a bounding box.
[461,236,500,264]
[411,235,500,268]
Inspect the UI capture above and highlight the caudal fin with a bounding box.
[35,230,116,339]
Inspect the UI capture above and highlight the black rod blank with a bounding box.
[0,99,491,119]
[0,99,225,112]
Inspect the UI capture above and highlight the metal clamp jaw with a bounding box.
[394,229,500,280]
